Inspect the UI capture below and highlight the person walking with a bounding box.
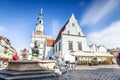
[117,53,120,65]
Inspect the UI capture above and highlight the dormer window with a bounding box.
[72,23,75,27]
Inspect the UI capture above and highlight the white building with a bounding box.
[54,14,91,61]
[0,36,16,59]
[30,9,54,60]
[89,44,107,53]
[30,9,113,64]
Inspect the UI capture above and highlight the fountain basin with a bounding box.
[7,60,42,71]
[7,60,56,71]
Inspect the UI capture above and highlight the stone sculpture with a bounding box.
[32,41,39,58]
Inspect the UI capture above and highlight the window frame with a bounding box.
[67,31,70,34]
[56,45,57,52]
[59,42,61,51]
[68,41,73,50]
[78,32,81,36]
[78,42,82,50]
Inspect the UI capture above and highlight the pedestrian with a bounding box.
[49,56,52,60]
[117,53,120,65]
[51,55,55,60]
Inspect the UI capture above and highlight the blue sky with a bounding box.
[0,0,120,52]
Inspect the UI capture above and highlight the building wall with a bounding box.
[0,39,4,53]
[30,36,46,59]
[0,36,16,59]
[45,46,53,59]
[62,14,84,36]
[0,44,4,54]
[36,24,44,35]
[30,32,54,60]
[54,39,62,55]
[53,14,91,62]
[20,48,29,60]
[90,45,107,53]
[30,12,111,61]
[61,34,90,56]
[60,14,90,56]
[98,46,107,52]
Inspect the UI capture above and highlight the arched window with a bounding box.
[39,20,41,24]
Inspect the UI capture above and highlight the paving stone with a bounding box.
[0,65,120,80]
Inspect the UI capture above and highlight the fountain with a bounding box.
[31,41,40,61]
[0,42,56,80]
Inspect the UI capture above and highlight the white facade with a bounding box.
[30,10,112,61]
[30,9,53,60]
[45,46,53,59]
[90,44,107,53]
[54,14,112,62]
[0,36,16,59]
[54,14,91,62]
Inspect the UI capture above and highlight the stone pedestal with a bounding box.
[32,56,39,61]
[7,60,56,71]
[7,60,42,71]
[0,60,57,80]
[38,60,56,70]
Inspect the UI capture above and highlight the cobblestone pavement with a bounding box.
[58,68,120,80]
[58,65,120,80]
[0,65,120,80]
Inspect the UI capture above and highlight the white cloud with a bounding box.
[80,0,120,26]
[87,20,120,49]
[52,19,60,39]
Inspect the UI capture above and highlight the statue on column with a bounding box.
[32,41,39,60]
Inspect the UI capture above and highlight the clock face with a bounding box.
[72,23,75,27]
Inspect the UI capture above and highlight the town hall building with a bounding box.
[30,9,113,64]
[30,9,54,60]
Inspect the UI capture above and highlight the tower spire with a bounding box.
[41,8,42,14]
[37,8,43,25]
[36,8,44,35]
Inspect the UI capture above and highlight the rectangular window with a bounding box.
[78,42,82,50]
[59,42,61,51]
[68,41,73,50]
[78,32,81,36]
[56,45,57,52]
[67,31,70,34]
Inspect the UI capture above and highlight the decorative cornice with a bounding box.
[62,33,86,37]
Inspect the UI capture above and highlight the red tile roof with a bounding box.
[46,39,54,46]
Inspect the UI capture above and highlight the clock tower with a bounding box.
[36,8,44,36]
[30,8,46,60]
